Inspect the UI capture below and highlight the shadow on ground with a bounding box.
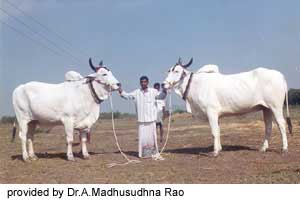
[11,151,106,161]
[165,145,256,155]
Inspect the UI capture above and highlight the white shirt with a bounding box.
[121,88,167,123]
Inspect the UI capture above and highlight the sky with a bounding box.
[1,0,300,116]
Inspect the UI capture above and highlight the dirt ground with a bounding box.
[1,107,300,184]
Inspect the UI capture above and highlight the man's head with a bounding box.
[153,82,160,91]
[140,76,149,90]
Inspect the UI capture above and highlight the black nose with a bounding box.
[117,83,121,87]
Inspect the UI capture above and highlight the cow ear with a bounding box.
[85,73,97,80]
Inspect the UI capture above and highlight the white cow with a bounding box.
[12,58,120,162]
[163,58,292,156]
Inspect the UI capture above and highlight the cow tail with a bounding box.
[285,88,293,135]
[11,120,17,142]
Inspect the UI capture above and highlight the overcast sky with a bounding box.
[1,0,300,116]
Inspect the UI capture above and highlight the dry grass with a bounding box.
[0,107,300,183]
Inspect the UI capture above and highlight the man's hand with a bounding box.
[117,84,123,94]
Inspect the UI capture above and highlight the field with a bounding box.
[0,107,300,184]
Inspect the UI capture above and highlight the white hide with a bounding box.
[13,67,120,161]
[65,71,83,81]
[196,64,220,73]
[164,65,290,156]
[185,64,220,113]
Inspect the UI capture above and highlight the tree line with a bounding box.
[288,88,300,105]
[0,111,135,124]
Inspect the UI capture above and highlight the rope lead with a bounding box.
[107,91,140,168]
[153,92,172,160]
[107,89,173,167]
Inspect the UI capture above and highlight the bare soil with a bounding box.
[0,107,300,183]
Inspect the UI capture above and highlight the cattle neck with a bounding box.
[86,78,109,104]
[174,71,193,101]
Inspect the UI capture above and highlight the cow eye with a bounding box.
[102,74,107,76]
[175,71,179,73]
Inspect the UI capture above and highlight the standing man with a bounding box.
[153,83,166,143]
[118,76,167,160]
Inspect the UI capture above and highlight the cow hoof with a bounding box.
[83,155,90,160]
[260,147,267,152]
[67,155,76,161]
[282,149,288,155]
[213,152,220,157]
[29,155,39,161]
[23,158,30,163]
[209,152,220,157]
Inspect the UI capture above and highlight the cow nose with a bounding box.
[116,83,121,87]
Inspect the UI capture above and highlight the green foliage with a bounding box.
[0,112,135,124]
[288,89,300,105]
[99,111,135,119]
[0,116,15,124]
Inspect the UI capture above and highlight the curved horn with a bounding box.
[99,60,103,67]
[182,57,193,68]
[177,57,182,65]
[89,58,97,72]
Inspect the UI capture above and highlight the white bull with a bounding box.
[12,58,120,161]
[163,58,292,156]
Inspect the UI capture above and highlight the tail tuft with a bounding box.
[286,117,293,135]
[11,121,17,142]
[285,82,292,135]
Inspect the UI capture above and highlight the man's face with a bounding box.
[154,85,160,91]
[140,79,149,90]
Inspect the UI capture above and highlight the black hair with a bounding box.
[153,82,160,88]
[140,76,149,82]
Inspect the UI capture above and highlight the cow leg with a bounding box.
[19,121,29,162]
[261,109,273,152]
[27,122,38,160]
[64,120,75,161]
[80,131,90,159]
[272,109,288,152]
[207,111,221,156]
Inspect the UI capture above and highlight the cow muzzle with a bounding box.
[163,81,172,89]
[110,83,121,91]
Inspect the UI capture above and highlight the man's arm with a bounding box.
[118,86,136,100]
[155,89,167,100]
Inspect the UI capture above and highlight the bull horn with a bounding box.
[89,58,97,72]
[177,57,182,65]
[182,58,193,68]
[99,60,103,67]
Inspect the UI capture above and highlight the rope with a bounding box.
[107,91,140,168]
[153,92,172,160]
[107,90,173,166]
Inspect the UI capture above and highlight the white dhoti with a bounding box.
[138,121,159,158]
